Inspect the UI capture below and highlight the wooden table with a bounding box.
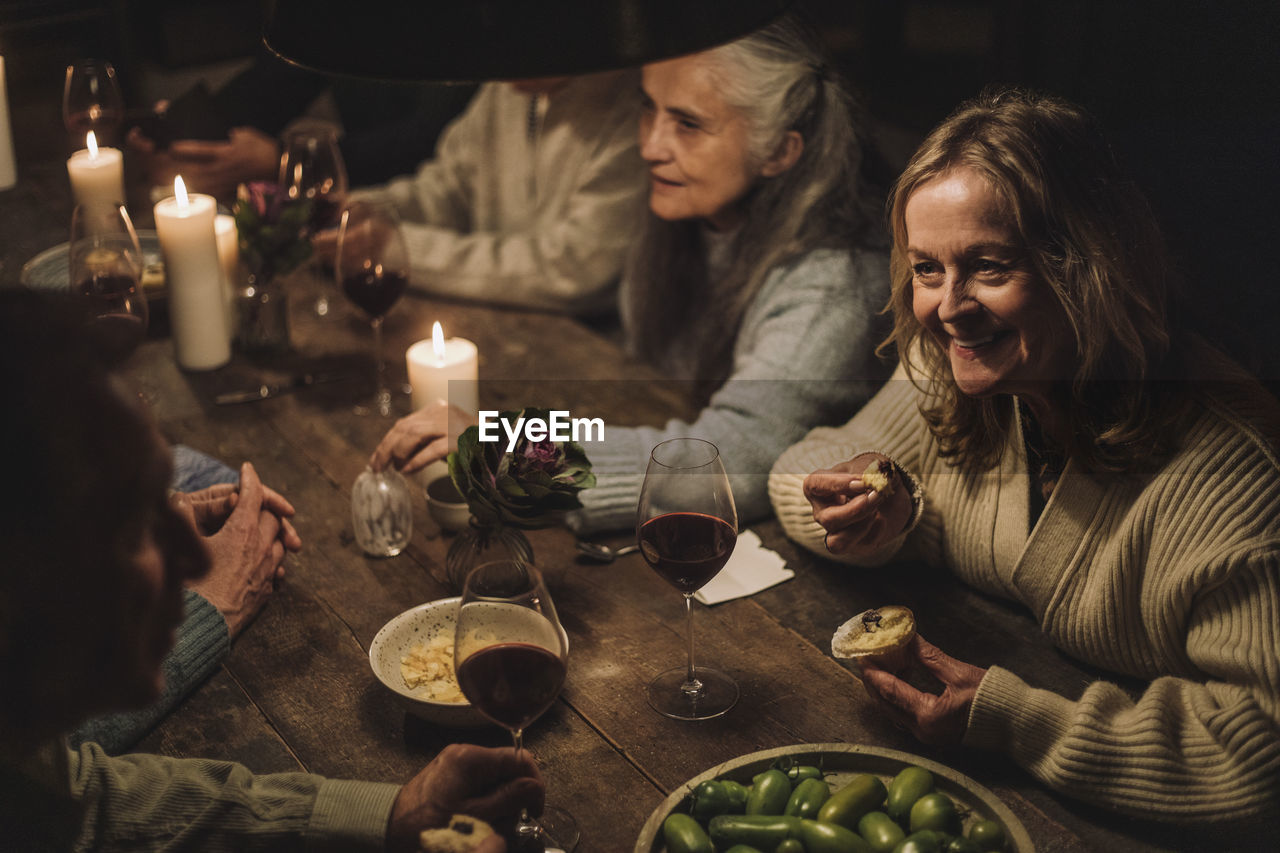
[2,153,1265,853]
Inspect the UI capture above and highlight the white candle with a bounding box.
[0,57,15,190]
[406,321,479,415]
[154,177,231,370]
[67,131,125,211]
[214,213,239,340]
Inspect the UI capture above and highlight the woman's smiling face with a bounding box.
[906,167,1075,404]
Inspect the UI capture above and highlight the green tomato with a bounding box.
[857,810,907,853]
[662,813,714,853]
[723,779,751,813]
[747,769,792,816]
[944,836,983,853]
[690,779,732,820]
[786,764,824,785]
[909,793,960,835]
[723,847,764,853]
[967,819,1007,851]
[798,818,875,853]
[709,815,802,850]
[886,765,935,823]
[816,772,887,829]
[775,840,805,853]
[892,830,944,853]
[784,777,831,819]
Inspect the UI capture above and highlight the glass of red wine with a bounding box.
[637,437,739,720]
[280,123,348,316]
[335,201,408,416]
[69,203,148,367]
[455,560,579,852]
[62,59,124,148]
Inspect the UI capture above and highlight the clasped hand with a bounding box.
[170,462,302,637]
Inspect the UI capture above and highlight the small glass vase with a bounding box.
[236,269,290,353]
[445,517,534,591]
[352,467,413,557]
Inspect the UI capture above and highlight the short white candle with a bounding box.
[214,213,239,339]
[0,56,16,190]
[67,131,125,211]
[154,177,231,370]
[406,321,479,415]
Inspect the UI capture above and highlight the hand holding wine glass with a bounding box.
[637,437,738,720]
[455,560,579,852]
[69,203,148,367]
[335,201,408,416]
[63,59,124,148]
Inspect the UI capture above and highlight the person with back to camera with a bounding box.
[0,290,541,852]
[769,87,1280,825]
[369,15,895,535]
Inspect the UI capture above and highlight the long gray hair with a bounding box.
[624,15,887,398]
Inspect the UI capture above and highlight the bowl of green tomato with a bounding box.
[636,743,1033,853]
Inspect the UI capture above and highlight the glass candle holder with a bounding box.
[352,466,412,557]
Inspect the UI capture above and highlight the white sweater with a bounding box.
[770,363,1280,823]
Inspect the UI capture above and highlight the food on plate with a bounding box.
[418,814,494,853]
[140,259,165,291]
[400,635,466,703]
[861,458,897,494]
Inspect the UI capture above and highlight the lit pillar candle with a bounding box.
[406,321,479,415]
[154,177,231,370]
[67,131,125,211]
[214,213,239,339]
[0,56,16,190]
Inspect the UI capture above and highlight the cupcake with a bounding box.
[831,605,916,673]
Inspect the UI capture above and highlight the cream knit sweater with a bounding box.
[769,363,1280,822]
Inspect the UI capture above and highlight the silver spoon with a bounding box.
[575,540,641,562]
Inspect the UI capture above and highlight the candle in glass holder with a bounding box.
[154,176,230,370]
[214,213,239,338]
[67,131,124,211]
[406,321,479,415]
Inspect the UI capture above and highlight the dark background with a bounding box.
[3,0,1278,381]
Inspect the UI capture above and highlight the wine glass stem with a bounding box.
[681,592,703,696]
[371,316,390,416]
[510,728,538,837]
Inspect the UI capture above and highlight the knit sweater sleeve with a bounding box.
[64,741,401,851]
[769,361,930,565]
[966,548,1280,822]
[570,250,890,534]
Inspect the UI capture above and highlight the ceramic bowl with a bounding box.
[368,597,487,727]
[425,476,470,532]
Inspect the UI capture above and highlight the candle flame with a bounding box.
[86,131,98,159]
[432,321,446,364]
[174,176,189,208]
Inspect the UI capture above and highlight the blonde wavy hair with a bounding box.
[883,87,1193,472]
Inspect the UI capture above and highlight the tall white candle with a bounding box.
[214,213,239,340]
[406,321,479,415]
[154,177,231,370]
[67,131,125,211]
[0,57,15,190]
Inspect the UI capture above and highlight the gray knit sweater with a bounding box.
[572,247,890,534]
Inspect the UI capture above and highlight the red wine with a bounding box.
[342,269,407,318]
[639,512,736,593]
[90,314,146,366]
[77,274,147,366]
[66,109,123,145]
[456,642,566,731]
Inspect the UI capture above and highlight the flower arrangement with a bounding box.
[447,407,596,530]
[232,181,314,280]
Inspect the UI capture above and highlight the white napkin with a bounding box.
[694,529,794,605]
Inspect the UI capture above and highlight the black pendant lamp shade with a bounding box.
[263,0,792,81]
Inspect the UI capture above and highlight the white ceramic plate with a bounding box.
[19,230,165,295]
[635,742,1035,852]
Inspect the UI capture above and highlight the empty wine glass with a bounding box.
[335,201,409,417]
[637,438,739,720]
[280,123,347,316]
[455,560,580,851]
[70,203,148,367]
[63,59,124,148]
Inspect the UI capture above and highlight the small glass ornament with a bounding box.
[351,466,412,557]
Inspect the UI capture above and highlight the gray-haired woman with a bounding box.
[372,16,894,534]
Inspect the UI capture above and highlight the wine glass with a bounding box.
[455,560,580,852]
[280,123,348,316]
[63,59,124,148]
[69,203,148,367]
[637,437,739,720]
[335,201,408,416]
